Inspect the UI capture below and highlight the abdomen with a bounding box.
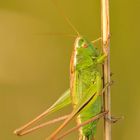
[71,68,102,140]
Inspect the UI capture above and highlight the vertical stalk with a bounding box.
[101,0,111,140]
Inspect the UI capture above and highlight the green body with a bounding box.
[46,37,106,140]
[71,37,103,139]
[40,37,106,140]
[14,37,106,140]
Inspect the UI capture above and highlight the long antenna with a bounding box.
[35,32,77,38]
[52,0,80,36]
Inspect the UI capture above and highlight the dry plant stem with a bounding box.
[101,0,111,140]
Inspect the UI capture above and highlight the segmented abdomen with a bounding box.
[71,67,102,140]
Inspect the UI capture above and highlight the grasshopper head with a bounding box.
[75,37,89,48]
[75,36,98,57]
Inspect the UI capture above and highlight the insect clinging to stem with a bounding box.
[14,0,110,140]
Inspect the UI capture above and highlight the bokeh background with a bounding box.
[0,0,139,140]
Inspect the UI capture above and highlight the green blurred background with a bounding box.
[0,0,139,140]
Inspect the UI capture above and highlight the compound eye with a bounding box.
[78,39,84,46]
[80,39,84,42]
